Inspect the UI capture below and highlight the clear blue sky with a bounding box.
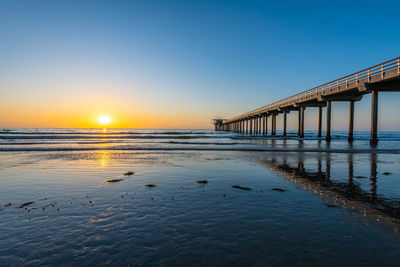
[1,0,399,129]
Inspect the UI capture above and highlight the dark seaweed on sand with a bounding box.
[104,179,124,183]
[197,179,208,184]
[232,185,251,191]
[272,188,286,192]
[145,184,157,187]
[18,201,35,208]
[124,171,135,176]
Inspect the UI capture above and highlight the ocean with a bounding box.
[1,128,400,266]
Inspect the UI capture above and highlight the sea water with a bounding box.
[1,128,400,266]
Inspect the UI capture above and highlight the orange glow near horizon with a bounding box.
[0,103,212,129]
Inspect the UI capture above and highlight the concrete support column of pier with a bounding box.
[318,106,322,138]
[256,117,258,134]
[272,114,276,135]
[261,116,264,135]
[249,118,253,134]
[283,111,287,136]
[297,110,301,136]
[348,101,354,142]
[370,91,379,145]
[255,117,258,135]
[300,107,305,138]
[265,116,268,135]
[246,119,248,134]
[258,116,262,135]
[326,101,332,141]
[263,116,267,135]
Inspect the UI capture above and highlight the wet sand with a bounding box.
[1,150,400,265]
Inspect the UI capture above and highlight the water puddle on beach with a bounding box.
[1,148,400,266]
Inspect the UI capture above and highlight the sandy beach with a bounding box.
[1,129,400,265]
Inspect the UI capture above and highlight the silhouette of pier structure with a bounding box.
[214,57,400,145]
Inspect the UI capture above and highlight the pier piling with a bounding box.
[297,110,301,136]
[272,114,276,135]
[283,111,287,136]
[326,101,331,142]
[348,101,354,142]
[300,107,305,138]
[318,106,322,138]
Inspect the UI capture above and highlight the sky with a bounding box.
[0,0,400,129]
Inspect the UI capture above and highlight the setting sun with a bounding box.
[98,115,111,125]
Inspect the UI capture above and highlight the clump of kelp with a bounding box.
[18,201,35,208]
[6,198,60,213]
[124,171,135,176]
[104,178,124,183]
[232,185,251,191]
[145,184,157,188]
[197,179,208,184]
[272,188,286,192]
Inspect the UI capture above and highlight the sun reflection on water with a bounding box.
[96,151,111,168]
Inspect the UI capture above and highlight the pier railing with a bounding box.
[228,57,400,121]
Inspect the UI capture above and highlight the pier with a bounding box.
[215,57,400,145]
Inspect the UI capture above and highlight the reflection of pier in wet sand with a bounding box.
[258,153,400,221]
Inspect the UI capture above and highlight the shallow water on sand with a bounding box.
[2,129,400,265]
